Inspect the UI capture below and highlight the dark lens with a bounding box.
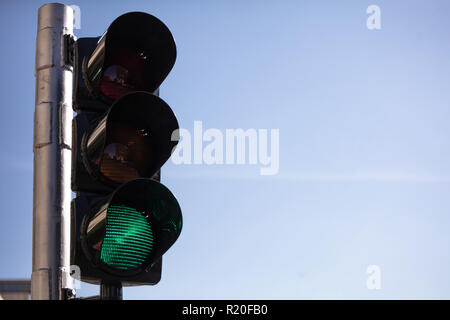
[99,48,148,100]
[99,122,153,183]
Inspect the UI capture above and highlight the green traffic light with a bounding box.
[100,205,154,271]
[83,178,182,276]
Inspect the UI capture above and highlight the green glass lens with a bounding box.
[100,205,154,270]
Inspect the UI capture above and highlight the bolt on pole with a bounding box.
[32,3,74,300]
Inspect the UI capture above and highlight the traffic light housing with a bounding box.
[70,12,181,287]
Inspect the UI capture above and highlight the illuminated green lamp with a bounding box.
[100,205,154,270]
[84,178,182,275]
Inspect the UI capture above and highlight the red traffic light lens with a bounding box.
[99,48,149,101]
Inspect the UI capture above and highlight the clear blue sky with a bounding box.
[1,0,450,299]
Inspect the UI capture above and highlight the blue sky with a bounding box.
[1,0,450,299]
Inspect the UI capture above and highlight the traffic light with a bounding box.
[70,12,181,287]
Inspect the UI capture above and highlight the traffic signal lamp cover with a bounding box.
[81,91,179,189]
[100,205,154,271]
[82,178,182,276]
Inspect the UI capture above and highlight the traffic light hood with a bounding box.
[82,92,179,188]
[83,11,177,103]
[82,178,182,276]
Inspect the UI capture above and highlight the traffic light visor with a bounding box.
[84,12,177,102]
[85,179,182,275]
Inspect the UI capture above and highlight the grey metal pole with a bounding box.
[32,3,74,300]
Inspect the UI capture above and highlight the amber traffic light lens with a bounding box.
[99,122,153,183]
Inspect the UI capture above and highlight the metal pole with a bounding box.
[100,281,123,300]
[32,3,74,300]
